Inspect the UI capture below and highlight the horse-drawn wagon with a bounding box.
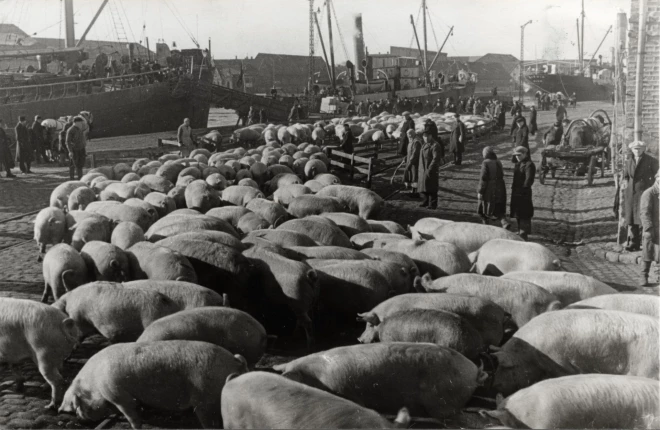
[538,109,611,186]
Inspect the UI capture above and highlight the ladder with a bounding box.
[108,0,129,45]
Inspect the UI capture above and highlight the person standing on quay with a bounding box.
[640,172,660,286]
[555,100,568,123]
[528,106,538,136]
[0,119,16,178]
[478,146,509,229]
[417,126,441,209]
[14,116,32,174]
[31,115,48,164]
[622,140,658,251]
[65,116,86,180]
[403,129,422,197]
[449,112,466,165]
[510,146,536,241]
[398,112,415,157]
[177,118,194,158]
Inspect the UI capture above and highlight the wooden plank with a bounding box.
[330,160,355,170]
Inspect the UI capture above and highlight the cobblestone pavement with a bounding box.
[0,101,656,429]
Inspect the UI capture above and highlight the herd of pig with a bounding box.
[1,144,658,429]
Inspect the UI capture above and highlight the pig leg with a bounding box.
[295,313,315,350]
[37,243,46,262]
[36,355,64,409]
[9,364,25,392]
[41,281,51,303]
[194,402,222,429]
[107,389,142,429]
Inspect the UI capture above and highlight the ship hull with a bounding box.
[352,82,476,105]
[524,74,612,101]
[0,81,210,138]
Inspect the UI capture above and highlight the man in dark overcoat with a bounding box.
[510,146,536,241]
[417,126,441,209]
[544,120,563,146]
[448,112,466,165]
[512,116,529,151]
[403,129,422,197]
[398,113,415,157]
[623,140,659,251]
[640,172,659,286]
[15,116,32,174]
[0,119,16,177]
[31,115,48,163]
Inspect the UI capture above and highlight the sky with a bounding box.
[0,0,628,63]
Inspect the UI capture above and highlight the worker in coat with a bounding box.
[640,172,659,286]
[31,115,48,164]
[512,116,530,152]
[510,146,536,241]
[65,116,87,180]
[339,124,354,154]
[403,129,422,197]
[528,106,538,136]
[177,118,195,158]
[543,120,563,146]
[14,116,32,174]
[622,140,659,251]
[398,113,415,157]
[288,104,299,123]
[417,126,441,209]
[555,100,568,122]
[478,146,509,229]
[448,112,466,165]
[0,119,16,178]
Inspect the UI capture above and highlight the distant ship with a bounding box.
[0,0,213,138]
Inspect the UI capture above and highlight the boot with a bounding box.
[641,261,652,287]
[5,171,16,178]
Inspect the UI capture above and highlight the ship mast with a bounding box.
[64,0,75,48]
[580,0,585,73]
[326,0,336,90]
[422,0,428,82]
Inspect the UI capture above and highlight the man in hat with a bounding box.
[177,117,194,158]
[449,112,466,165]
[413,98,424,115]
[510,146,536,240]
[424,118,439,143]
[512,116,529,151]
[555,100,568,123]
[339,124,354,154]
[65,116,87,180]
[398,112,415,157]
[433,98,444,114]
[622,140,659,251]
[510,111,522,136]
[0,119,16,178]
[403,129,422,197]
[31,115,47,164]
[14,116,32,174]
[417,126,442,209]
[544,120,564,146]
[640,172,660,285]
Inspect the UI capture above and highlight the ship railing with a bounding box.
[0,69,181,105]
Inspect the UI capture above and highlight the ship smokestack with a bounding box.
[354,14,365,79]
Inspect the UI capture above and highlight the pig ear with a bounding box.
[357,312,380,326]
[233,354,248,373]
[413,276,425,292]
[68,223,78,231]
[225,373,240,384]
[222,293,231,308]
[547,300,563,311]
[393,407,410,429]
[110,259,120,269]
[495,393,505,407]
[306,269,317,283]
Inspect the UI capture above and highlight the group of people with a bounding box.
[535,91,577,111]
[0,114,89,180]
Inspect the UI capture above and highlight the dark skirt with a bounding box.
[510,193,534,219]
[15,141,33,164]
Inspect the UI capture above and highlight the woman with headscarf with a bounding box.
[478,146,509,229]
[510,146,536,240]
[403,129,422,197]
[529,106,538,136]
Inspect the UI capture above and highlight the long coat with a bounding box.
[403,137,422,184]
[0,128,14,170]
[448,120,466,154]
[478,158,507,219]
[641,183,659,263]
[513,124,530,150]
[510,158,536,219]
[398,118,416,156]
[417,138,441,194]
[30,121,45,150]
[623,153,659,225]
[14,122,32,164]
[529,109,538,135]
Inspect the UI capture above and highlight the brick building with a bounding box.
[625,0,659,155]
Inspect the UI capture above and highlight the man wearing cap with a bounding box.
[403,129,422,197]
[424,118,439,144]
[449,112,466,165]
[639,172,659,285]
[65,116,86,180]
[510,146,536,240]
[0,119,16,178]
[417,126,441,209]
[622,140,659,251]
[433,99,444,114]
[339,124,354,154]
[30,115,47,164]
[398,112,415,157]
[14,116,32,174]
